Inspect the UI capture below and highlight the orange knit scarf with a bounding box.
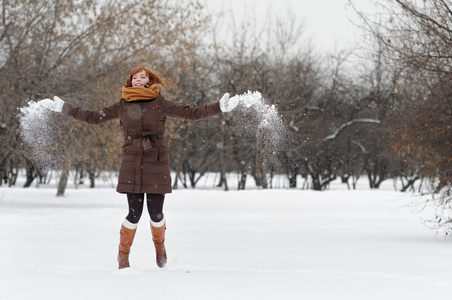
[122,84,160,102]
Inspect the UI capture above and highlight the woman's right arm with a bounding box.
[62,102,120,125]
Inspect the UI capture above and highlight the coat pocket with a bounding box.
[122,141,137,162]
[158,145,169,163]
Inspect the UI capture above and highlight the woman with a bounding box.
[41,67,239,269]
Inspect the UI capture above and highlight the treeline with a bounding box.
[0,0,450,201]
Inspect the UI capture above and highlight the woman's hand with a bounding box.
[40,96,65,112]
[219,93,239,112]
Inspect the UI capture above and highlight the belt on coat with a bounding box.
[125,132,164,152]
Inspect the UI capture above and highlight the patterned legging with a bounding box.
[125,193,165,224]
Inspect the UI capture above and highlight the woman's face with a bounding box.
[131,70,150,87]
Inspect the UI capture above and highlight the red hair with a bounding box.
[124,67,166,88]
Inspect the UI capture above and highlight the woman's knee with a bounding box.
[150,211,164,223]
[147,193,165,222]
[126,193,145,224]
[126,209,143,224]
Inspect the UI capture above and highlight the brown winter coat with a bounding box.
[62,94,222,194]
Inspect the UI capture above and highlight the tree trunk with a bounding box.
[57,169,69,196]
[341,174,350,190]
[311,174,322,191]
[8,167,18,187]
[23,160,37,188]
[238,171,247,190]
[88,169,96,188]
[288,165,299,188]
[400,176,419,192]
[218,119,229,191]
[352,174,360,190]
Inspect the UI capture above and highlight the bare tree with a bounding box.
[352,0,452,234]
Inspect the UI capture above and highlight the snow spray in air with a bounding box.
[229,91,287,169]
[19,100,65,172]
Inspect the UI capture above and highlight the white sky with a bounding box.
[201,0,379,52]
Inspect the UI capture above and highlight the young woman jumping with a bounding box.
[41,67,239,269]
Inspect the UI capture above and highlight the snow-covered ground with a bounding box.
[1,177,451,300]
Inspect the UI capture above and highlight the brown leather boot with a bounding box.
[151,218,167,268]
[118,221,137,269]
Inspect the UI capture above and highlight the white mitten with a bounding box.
[53,96,65,112]
[219,93,239,112]
[39,98,55,110]
[39,96,65,112]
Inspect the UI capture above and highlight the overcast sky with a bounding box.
[201,0,378,51]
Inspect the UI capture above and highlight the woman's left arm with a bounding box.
[162,93,238,120]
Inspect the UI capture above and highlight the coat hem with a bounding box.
[116,186,173,194]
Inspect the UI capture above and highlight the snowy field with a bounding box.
[1,176,451,300]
